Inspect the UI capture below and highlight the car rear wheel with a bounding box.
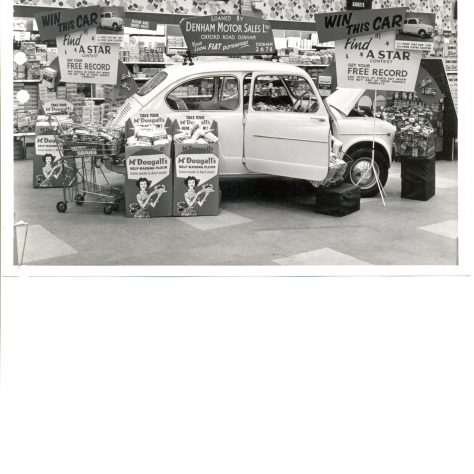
[418,29,427,38]
[112,22,119,31]
[344,148,389,198]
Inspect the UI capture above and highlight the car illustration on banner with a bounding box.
[109,61,396,197]
[99,11,123,31]
[401,18,434,38]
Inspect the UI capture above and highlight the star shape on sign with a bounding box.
[346,54,349,59]
[91,36,94,41]
[74,48,77,53]
[360,52,364,57]
[386,41,390,47]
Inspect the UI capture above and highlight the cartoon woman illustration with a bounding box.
[130,177,167,218]
[36,154,61,187]
[177,176,214,217]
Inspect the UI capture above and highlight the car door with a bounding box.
[244,72,330,181]
[161,74,244,175]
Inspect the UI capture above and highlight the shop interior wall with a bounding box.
[13,0,456,31]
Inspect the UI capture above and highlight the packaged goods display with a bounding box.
[120,39,166,63]
[378,92,444,158]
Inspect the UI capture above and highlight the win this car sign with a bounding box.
[180,15,275,56]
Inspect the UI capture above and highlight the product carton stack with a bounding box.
[123,115,173,218]
[172,118,220,217]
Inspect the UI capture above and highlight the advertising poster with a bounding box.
[173,113,214,135]
[96,6,125,44]
[173,149,220,217]
[415,67,443,105]
[395,12,436,52]
[124,147,173,218]
[57,28,119,85]
[33,134,75,189]
[346,0,373,9]
[335,30,422,91]
[314,8,407,42]
[35,6,100,41]
[180,15,275,56]
[124,17,160,31]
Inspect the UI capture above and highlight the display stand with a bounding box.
[172,119,220,217]
[355,89,387,206]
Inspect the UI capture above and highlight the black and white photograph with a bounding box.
[395,12,436,51]
[1,2,473,474]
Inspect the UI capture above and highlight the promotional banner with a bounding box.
[35,6,100,41]
[57,28,119,85]
[335,30,422,91]
[314,7,407,43]
[180,15,275,56]
[173,113,214,134]
[96,6,125,44]
[395,12,435,52]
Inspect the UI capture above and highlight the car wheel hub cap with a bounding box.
[352,160,378,188]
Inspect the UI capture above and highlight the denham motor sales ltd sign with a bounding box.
[180,15,275,56]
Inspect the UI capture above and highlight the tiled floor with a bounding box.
[12,159,458,266]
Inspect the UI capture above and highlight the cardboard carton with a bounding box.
[172,119,220,217]
[124,143,173,218]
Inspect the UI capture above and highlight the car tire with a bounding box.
[343,148,389,198]
[112,22,119,31]
[418,29,427,38]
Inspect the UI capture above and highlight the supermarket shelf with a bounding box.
[280,63,330,67]
[14,132,35,137]
[123,61,173,65]
[14,79,41,83]
[446,70,458,74]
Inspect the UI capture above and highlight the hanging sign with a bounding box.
[414,67,443,105]
[35,6,100,41]
[44,100,74,115]
[314,7,407,43]
[57,28,119,85]
[124,17,160,31]
[395,12,435,52]
[346,0,373,9]
[180,15,275,56]
[335,30,422,91]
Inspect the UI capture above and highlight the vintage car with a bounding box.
[401,18,434,38]
[110,60,396,197]
[99,11,123,31]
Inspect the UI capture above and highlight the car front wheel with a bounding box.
[344,148,389,198]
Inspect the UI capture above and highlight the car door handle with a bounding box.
[311,117,326,122]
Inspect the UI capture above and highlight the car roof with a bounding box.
[162,60,311,81]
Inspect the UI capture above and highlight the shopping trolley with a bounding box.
[53,123,125,215]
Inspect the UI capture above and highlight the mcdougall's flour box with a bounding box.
[172,116,220,217]
[124,142,173,218]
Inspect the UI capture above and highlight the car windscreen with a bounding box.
[137,71,168,97]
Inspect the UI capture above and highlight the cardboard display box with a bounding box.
[401,157,436,201]
[172,120,220,217]
[315,183,361,217]
[124,143,173,218]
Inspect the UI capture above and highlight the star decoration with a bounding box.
[385,41,390,47]
[360,52,364,57]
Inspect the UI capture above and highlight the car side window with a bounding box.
[252,75,319,113]
[166,76,240,111]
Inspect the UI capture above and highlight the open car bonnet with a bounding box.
[325,88,365,116]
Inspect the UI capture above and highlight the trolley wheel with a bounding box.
[56,201,67,213]
[112,201,120,211]
[75,194,85,206]
[103,205,113,215]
